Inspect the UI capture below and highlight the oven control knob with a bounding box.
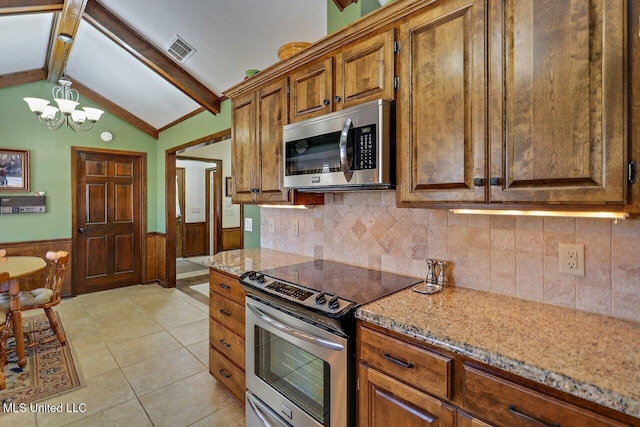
[256,274,266,283]
[248,272,257,280]
[328,296,340,309]
[315,292,326,305]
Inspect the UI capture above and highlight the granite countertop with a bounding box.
[356,286,640,419]
[205,249,640,419]
[204,248,314,276]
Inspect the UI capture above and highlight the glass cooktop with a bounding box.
[258,260,422,305]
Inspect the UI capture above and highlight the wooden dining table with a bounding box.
[0,255,47,368]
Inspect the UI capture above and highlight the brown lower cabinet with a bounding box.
[209,268,245,402]
[357,321,639,427]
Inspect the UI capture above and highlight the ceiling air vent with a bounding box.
[166,35,196,63]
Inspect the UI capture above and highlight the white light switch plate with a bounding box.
[268,218,275,234]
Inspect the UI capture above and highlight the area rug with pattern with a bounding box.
[0,313,83,410]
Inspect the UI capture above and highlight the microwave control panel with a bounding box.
[354,124,376,170]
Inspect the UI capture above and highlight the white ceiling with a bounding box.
[97,0,328,95]
[0,13,53,75]
[0,0,327,133]
[67,20,201,129]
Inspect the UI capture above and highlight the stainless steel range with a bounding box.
[240,260,422,427]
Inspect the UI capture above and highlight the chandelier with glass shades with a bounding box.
[23,33,103,131]
[24,77,104,131]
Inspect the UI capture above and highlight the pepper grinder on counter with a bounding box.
[425,259,438,285]
[413,258,450,294]
[437,261,449,287]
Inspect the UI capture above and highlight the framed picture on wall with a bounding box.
[0,148,30,192]
[225,176,232,197]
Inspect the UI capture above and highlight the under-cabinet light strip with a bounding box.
[258,204,310,209]
[450,209,629,219]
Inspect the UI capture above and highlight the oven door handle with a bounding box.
[247,303,345,351]
[339,117,353,182]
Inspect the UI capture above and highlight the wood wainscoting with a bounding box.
[184,222,207,257]
[221,227,242,251]
[146,232,166,286]
[1,239,72,297]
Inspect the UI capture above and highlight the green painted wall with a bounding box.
[243,204,261,249]
[156,100,231,233]
[327,0,389,33]
[327,1,361,34]
[0,80,158,244]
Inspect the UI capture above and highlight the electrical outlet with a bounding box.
[559,243,585,276]
[244,218,253,232]
[268,218,275,234]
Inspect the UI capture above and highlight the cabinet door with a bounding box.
[289,57,333,122]
[335,29,395,110]
[231,92,257,203]
[256,78,289,202]
[358,364,455,427]
[488,0,626,204]
[397,0,487,205]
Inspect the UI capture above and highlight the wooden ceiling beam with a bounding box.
[83,0,220,115]
[0,68,47,88]
[68,75,159,139]
[46,0,88,83]
[0,0,63,15]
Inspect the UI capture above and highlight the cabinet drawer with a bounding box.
[210,347,245,402]
[358,363,456,427]
[210,318,245,370]
[210,294,245,338]
[463,365,627,427]
[359,325,452,400]
[210,269,244,305]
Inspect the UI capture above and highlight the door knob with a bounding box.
[78,227,85,233]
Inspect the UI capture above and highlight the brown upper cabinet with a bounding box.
[488,0,627,206]
[231,78,290,204]
[398,0,628,208]
[289,29,396,123]
[397,0,487,205]
[226,0,634,210]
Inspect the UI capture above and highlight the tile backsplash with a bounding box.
[260,192,640,323]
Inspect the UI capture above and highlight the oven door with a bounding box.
[245,297,349,427]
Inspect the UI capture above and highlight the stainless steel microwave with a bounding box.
[283,99,394,191]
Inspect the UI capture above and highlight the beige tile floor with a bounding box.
[0,284,245,427]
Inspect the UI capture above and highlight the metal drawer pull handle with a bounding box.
[247,392,272,427]
[219,339,231,348]
[384,353,414,369]
[219,309,231,316]
[219,283,231,289]
[508,405,559,427]
[219,369,232,379]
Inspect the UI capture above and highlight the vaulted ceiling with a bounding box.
[0,0,327,138]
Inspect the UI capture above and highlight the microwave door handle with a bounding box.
[247,302,344,351]
[339,117,353,182]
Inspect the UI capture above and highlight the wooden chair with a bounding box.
[0,271,10,390]
[0,251,69,348]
